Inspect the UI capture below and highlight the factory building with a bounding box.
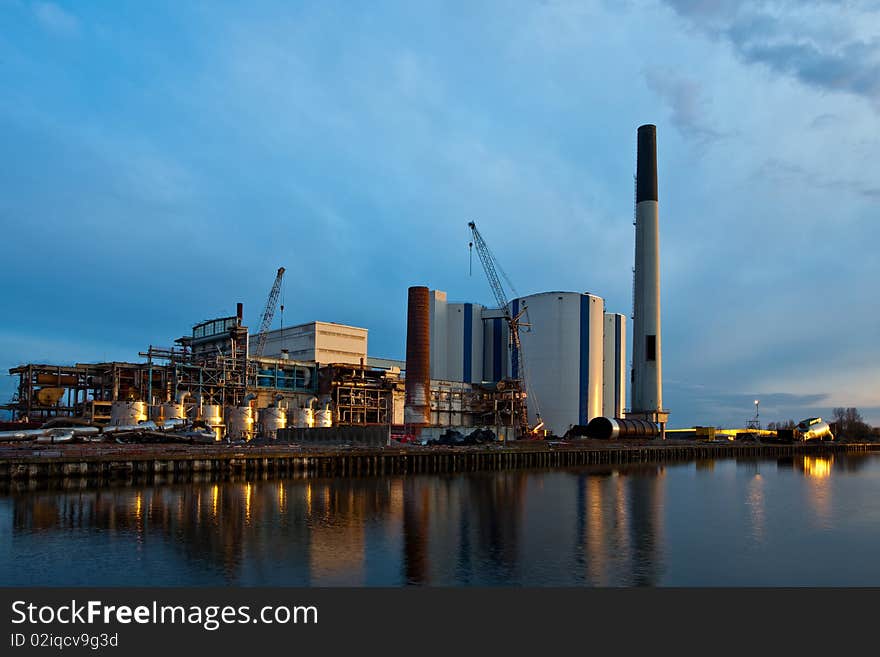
[603,313,627,419]
[416,288,623,438]
[251,321,368,366]
[427,290,485,384]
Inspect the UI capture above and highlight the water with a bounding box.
[2,453,880,586]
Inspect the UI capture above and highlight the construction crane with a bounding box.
[467,221,540,437]
[253,267,285,360]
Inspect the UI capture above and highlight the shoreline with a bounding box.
[0,440,876,488]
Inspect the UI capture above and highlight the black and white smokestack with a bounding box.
[631,123,663,415]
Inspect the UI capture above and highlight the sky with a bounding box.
[1,0,878,428]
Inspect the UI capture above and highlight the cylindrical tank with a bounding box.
[296,407,315,428]
[109,401,148,426]
[316,407,332,428]
[260,407,287,439]
[585,416,659,440]
[225,406,255,441]
[404,285,431,425]
[202,404,224,441]
[161,403,186,421]
[509,291,604,437]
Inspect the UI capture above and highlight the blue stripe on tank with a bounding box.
[463,304,473,382]
[579,295,590,425]
[493,318,502,382]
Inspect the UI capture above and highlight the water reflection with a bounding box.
[799,456,834,529]
[3,454,878,586]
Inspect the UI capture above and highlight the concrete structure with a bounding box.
[481,308,509,384]
[629,124,668,434]
[511,292,605,437]
[253,321,367,366]
[428,291,485,384]
[602,313,626,419]
[405,286,432,425]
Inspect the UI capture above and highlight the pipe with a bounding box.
[244,392,257,404]
[102,421,158,434]
[176,390,190,404]
[584,416,659,440]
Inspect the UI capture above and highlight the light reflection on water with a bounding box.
[1,453,878,586]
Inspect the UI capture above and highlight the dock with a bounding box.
[0,440,877,489]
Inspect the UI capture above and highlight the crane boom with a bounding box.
[468,221,512,316]
[467,221,539,436]
[254,267,285,359]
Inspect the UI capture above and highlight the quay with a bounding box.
[0,440,877,487]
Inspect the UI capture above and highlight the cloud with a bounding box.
[754,157,880,200]
[31,1,79,36]
[665,380,832,427]
[661,0,880,105]
[643,68,723,142]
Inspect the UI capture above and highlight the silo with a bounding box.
[202,404,224,441]
[225,406,255,441]
[404,286,431,425]
[602,313,627,418]
[260,406,287,439]
[109,401,148,426]
[510,292,604,437]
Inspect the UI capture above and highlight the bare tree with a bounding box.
[832,407,873,439]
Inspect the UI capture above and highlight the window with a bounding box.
[646,335,656,361]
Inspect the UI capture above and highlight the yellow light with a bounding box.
[803,456,832,478]
[245,483,252,523]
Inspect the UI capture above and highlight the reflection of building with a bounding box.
[571,466,665,586]
[399,471,528,585]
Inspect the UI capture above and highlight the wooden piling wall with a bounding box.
[0,441,876,486]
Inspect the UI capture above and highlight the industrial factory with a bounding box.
[2,125,669,443]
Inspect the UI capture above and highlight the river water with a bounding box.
[2,452,879,586]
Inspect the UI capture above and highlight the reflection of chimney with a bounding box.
[404,286,431,426]
[631,125,663,417]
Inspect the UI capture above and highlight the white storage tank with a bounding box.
[161,402,186,421]
[260,406,287,439]
[509,291,604,437]
[296,407,315,428]
[225,406,255,441]
[603,313,627,419]
[109,401,148,426]
[202,404,224,441]
[316,405,333,428]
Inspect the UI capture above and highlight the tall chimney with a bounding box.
[631,125,664,421]
[236,302,243,323]
[404,286,431,426]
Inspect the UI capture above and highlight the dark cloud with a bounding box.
[662,0,880,104]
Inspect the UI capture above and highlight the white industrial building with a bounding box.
[603,313,627,419]
[252,321,368,366]
[424,288,627,437]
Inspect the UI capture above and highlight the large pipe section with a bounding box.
[404,286,431,426]
[585,416,659,440]
[631,124,663,416]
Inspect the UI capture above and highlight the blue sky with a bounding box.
[1,0,878,428]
